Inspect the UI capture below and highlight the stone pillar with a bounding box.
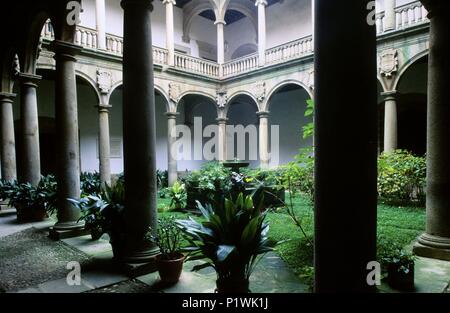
[217,117,228,162]
[314,0,378,292]
[120,0,159,263]
[50,41,84,235]
[97,104,112,186]
[382,91,398,153]
[216,20,225,77]
[384,0,396,31]
[163,0,176,66]
[96,0,107,50]
[166,112,178,186]
[0,93,17,182]
[18,73,41,186]
[414,1,450,261]
[257,111,269,169]
[256,0,267,67]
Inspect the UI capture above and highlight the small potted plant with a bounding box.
[379,241,416,291]
[147,216,185,284]
[168,181,187,212]
[177,193,277,293]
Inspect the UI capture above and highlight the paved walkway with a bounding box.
[1,207,450,294]
[0,208,308,293]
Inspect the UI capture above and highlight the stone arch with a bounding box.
[21,12,51,75]
[264,80,313,112]
[107,81,171,112]
[182,0,215,43]
[393,50,429,91]
[1,49,18,93]
[75,71,101,105]
[176,90,217,112]
[225,91,260,116]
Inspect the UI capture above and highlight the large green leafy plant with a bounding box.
[176,193,277,293]
[378,150,426,205]
[146,216,183,260]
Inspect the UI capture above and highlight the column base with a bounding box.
[49,221,87,240]
[48,226,90,241]
[119,256,159,278]
[413,233,450,261]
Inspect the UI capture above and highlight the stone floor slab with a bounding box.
[36,278,93,293]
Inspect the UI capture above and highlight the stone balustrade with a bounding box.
[40,1,430,80]
[174,53,219,78]
[265,36,314,66]
[377,0,428,34]
[223,53,259,78]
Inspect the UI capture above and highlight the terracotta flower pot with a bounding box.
[157,253,185,284]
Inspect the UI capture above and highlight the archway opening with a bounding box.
[396,55,428,156]
[177,94,218,171]
[267,83,312,167]
[226,94,259,167]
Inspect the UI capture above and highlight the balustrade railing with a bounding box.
[40,1,430,80]
[265,36,313,66]
[174,53,219,78]
[223,53,259,78]
[377,1,428,34]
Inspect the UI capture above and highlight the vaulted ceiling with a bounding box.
[175,0,280,24]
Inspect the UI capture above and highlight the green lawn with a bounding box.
[157,194,426,287]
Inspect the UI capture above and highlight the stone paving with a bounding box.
[1,207,450,294]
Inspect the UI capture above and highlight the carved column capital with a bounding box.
[257,111,270,119]
[255,0,268,7]
[162,0,176,5]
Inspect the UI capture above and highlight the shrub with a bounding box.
[80,172,102,196]
[378,150,426,205]
[157,170,169,189]
[168,181,187,211]
[146,216,182,260]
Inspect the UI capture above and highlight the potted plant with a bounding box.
[168,181,187,212]
[146,216,185,284]
[69,182,125,246]
[378,240,416,291]
[177,193,277,293]
[8,182,50,223]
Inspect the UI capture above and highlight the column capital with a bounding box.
[381,90,398,100]
[165,112,179,119]
[162,0,176,5]
[255,0,268,7]
[217,117,228,124]
[96,104,112,113]
[257,111,270,119]
[215,19,226,26]
[18,73,42,86]
[121,0,154,10]
[0,92,17,101]
[50,40,83,61]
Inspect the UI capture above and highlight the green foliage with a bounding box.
[302,99,315,140]
[2,175,58,215]
[377,236,416,276]
[168,181,187,211]
[183,162,232,204]
[157,170,169,189]
[69,180,125,240]
[146,216,183,260]
[378,150,426,205]
[177,193,277,282]
[80,172,102,196]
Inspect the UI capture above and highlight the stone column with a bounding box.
[18,73,41,186]
[414,1,450,261]
[314,0,378,292]
[256,0,267,67]
[216,20,225,77]
[0,92,17,182]
[163,0,176,66]
[217,117,228,162]
[96,0,107,50]
[382,91,398,153]
[50,41,84,236]
[257,111,269,169]
[384,0,396,31]
[97,104,112,186]
[166,112,178,186]
[120,0,159,263]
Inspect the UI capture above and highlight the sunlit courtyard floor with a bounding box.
[1,202,450,294]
